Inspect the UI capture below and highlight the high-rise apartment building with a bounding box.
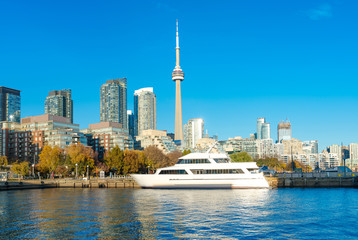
[45,89,73,123]
[184,118,204,149]
[100,78,127,128]
[0,87,21,123]
[256,118,265,139]
[127,110,134,139]
[256,118,271,140]
[134,87,156,137]
[277,122,291,143]
[261,123,271,139]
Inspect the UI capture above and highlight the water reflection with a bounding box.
[0,188,358,239]
[132,189,272,239]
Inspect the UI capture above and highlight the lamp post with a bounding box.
[87,165,89,180]
[75,163,78,179]
[147,165,150,174]
[32,164,35,177]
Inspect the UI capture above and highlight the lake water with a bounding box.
[0,188,357,239]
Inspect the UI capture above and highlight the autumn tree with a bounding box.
[11,161,30,178]
[37,145,64,174]
[230,152,253,162]
[144,145,170,170]
[104,145,124,174]
[256,158,285,171]
[285,160,304,172]
[167,151,182,165]
[0,156,8,170]
[66,144,95,174]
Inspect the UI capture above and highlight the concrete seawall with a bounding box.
[0,178,140,191]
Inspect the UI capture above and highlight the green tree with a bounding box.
[230,152,253,162]
[37,145,64,174]
[256,157,285,171]
[182,149,191,156]
[104,146,124,175]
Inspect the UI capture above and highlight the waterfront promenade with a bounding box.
[2,173,358,190]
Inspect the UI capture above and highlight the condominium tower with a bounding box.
[256,117,270,139]
[184,118,204,149]
[172,20,184,142]
[256,118,265,139]
[134,87,156,136]
[45,89,73,123]
[100,78,127,128]
[0,87,21,123]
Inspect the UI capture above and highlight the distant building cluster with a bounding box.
[1,21,357,171]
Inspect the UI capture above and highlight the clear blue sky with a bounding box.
[1,0,358,150]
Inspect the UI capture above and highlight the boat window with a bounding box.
[159,170,188,175]
[177,159,211,164]
[213,158,230,163]
[190,169,244,174]
[247,168,259,174]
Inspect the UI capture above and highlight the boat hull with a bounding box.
[131,174,269,189]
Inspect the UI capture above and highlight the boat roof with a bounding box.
[179,152,229,160]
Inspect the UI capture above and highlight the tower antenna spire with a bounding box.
[176,19,179,48]
[172,20,184,142]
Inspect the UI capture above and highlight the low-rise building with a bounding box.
[81,122,133,160]
[135,129,177,154]
[1,114,86,162]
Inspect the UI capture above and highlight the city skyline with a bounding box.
[1,1,358,150]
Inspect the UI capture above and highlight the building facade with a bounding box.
[1,114,86,162]
[100,78,127,127]
[81,122,133,160]
[256,118,265,140]
[349,143,358,170]
[135,129,177,154]
[134,87,156,137]
[327,144,342,164]
[282,138,303,155]
[184,118,204,149]
[0,87,21,123]
[303,140,319,154]
[261,123,271,140]
[45,89,73,123]
[277,122,291,143]
[127,110,134,139]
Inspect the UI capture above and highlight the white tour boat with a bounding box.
[131,150,269,189]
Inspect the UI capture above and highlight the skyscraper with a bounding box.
[184,118,204,149]
[45,89,73,123]
[134,87,156,136]
[172,20,184,142]
[261,123,271,139]
[0,87,21,123]
[256,118,265,139]
[100,78,127,128]
[277,122,292,143]
[127,110,134,139]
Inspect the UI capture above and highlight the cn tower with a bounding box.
[172,20,184,142]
